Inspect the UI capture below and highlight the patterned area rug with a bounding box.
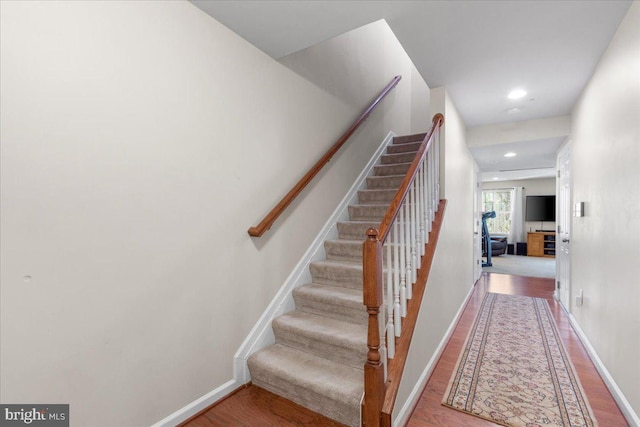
[442,293,598,427]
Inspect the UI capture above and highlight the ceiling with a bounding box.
[470,136,566,182]
[191,0,632,181]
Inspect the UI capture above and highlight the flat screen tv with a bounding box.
[525,195,556,222]
[524,196,556,221]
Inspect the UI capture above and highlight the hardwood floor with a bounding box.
[180,384,347,427]
[183,272,628,427]
[406,273,629,427]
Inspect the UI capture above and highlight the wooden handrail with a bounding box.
[247,75,403,237]
[377,113,444,242]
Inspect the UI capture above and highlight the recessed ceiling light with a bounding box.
[492,177,499,180]
[504,152,517,158]
[506,107,521,114]
[508,88,527,100]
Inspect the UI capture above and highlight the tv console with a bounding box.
[527,231,556,258]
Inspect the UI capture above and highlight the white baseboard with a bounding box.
[150,379,239,427]
[567,313,640,427]
[394,284,476,427]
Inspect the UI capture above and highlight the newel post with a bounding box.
[363,228,384,427]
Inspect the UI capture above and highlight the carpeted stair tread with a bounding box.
[310,259,388,289]
[381,151,418,164]
[310,259,364,288]
[393,132,427,144]
[273,311,367,369]
[374,162,411,176]
[386,141,421,154]
[337,220,381,240]
[325,239,365,262]
[324,239,402,265]
[358,188,397,203]
[293,283,366,324]
[248,343,363,427]
[366,175,405,189]
[348,203,389,221]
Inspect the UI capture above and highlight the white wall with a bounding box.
[278,19,430,135]
[483,178,556,236]
[570,1,640,419]
[393,87,477,423]
[0,2,430,426]
[410,64,431,134]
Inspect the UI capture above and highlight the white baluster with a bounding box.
[417,163,425,255]
[423,158,430,241]
[431,147,436,220]
[399,201,407,318]
[378,303,387,381]
[393,220,401,337]
[410,180,418,285]
[406,187,413,300]
[386,237,395,358]
[403,200,410,315]
[427,151,433,228]
[435,129,440,206]
[422,158,429,244]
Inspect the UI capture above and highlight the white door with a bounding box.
[473,164,482,282]
[556,143,571,310]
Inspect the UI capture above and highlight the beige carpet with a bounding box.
[483,254,556,278]
[442,293,597,427]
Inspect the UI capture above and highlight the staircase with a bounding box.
[247,133,426,427]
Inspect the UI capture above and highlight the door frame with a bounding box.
[556,141,572,310]
[473,164,482,282]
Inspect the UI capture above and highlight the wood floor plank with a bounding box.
[181,384,346,427]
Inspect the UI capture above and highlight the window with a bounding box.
[482,190,511,235]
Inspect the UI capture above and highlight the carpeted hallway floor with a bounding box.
[482,254,555,278]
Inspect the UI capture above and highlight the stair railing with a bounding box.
[362,113,444,427]
[248,75,403,237]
